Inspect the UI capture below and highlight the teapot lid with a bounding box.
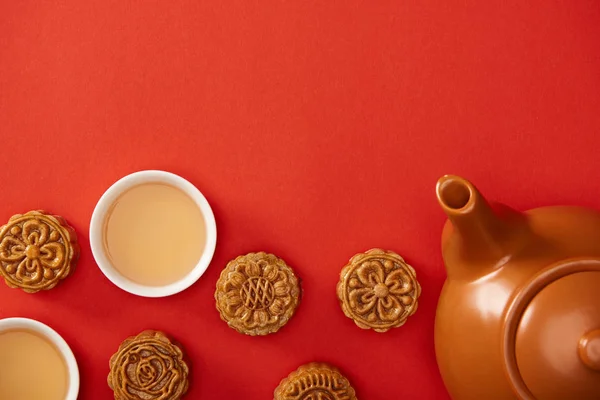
[504,264,600,399]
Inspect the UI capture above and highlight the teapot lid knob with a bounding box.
[579,329,600,371]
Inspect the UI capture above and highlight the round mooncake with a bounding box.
[108,331,189,400]
[0,210,79,293]
[337,248,421,332]
[215,252,301,336]
[274,362,357,400]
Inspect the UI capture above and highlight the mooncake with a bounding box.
[0,210,79,293]
[337,248,421,332]
[108,331,189,400]
[215,252,301,336]
[274,362,357,400]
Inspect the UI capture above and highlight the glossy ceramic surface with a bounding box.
[0,318,79,400]
[435,175,600,400]
[89,170,217,297]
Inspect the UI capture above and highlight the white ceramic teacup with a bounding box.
[89,170,217,297]
[0,317,79,400]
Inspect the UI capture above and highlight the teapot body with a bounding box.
[435,176,600,400]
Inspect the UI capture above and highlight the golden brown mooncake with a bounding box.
[337,248,421,332]
[274,362,357,400]
[215,252,301,336]
[108,331,189,400]
[0,210,79,293]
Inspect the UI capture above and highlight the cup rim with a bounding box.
[89,170,217,297]
[0,317,79,400]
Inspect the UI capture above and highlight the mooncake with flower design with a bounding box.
[108,330,189,400]
[0,210,79,293]
[215,252,301,336]
[337,248,421,332]
[274,362,357,400]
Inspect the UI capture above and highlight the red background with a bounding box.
[1,1,600,399]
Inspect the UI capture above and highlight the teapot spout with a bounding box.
[436,175,528,277]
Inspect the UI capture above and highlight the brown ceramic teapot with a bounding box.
[435,175,600,400]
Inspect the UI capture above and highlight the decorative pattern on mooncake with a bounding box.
[108,331,189,400]
[215,252,300,336]
[337,248,421,332]
[0,210,79,293]
[274,362,357,400]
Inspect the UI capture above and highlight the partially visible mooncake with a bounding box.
[274,362,357,400]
